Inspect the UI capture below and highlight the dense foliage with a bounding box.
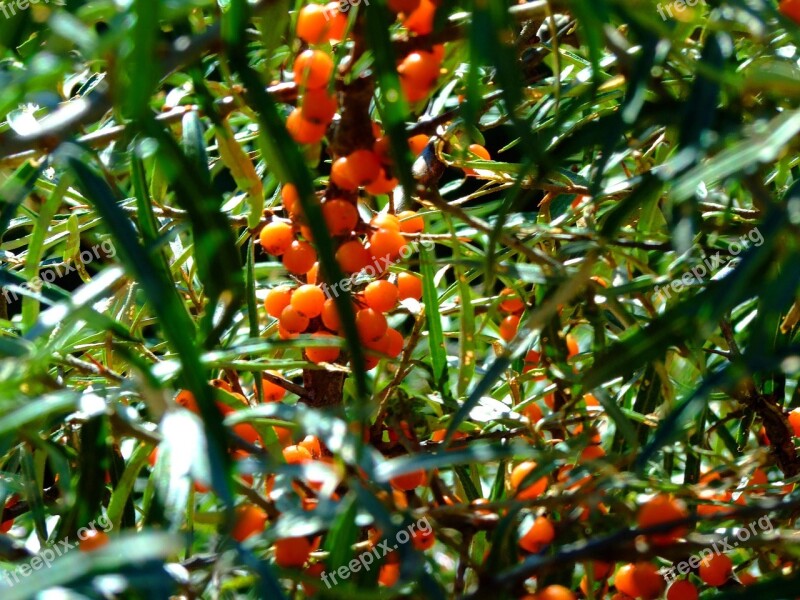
[1,0,800,598]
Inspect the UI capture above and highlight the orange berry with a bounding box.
[279,324,298,339]
[384,327,404,358]
[408,134,430,156]
[592,561,614,580]
[566,333,580,357]
[356,308,388,342]
[499,314,520,342]
[371,213,401,231]
[510,461,548,500]
[369,228,408,262]
[320,298,342,332]
[79,530,109,552]
[397,272,423,300]
[400,77,431,103]
[293,49,334,89]
[464,143,490,175]
[523,402,543,422]
[322,199,359,236]
[584,393,599,406]
[364,169,398,195]
[364,280,399,312]
[499,287,525,313]
[264,286,293,319]
[301,88,338,125]
[306,261,319,284]
[398,50,440,89]
[306,332,341,364]
[279,305,310,333]
[282,184,300,215]
[637,494,688,545]
[175,390,199,413]
[299,435,322,459]
[537,585,576,600]
[210,378,233,393]
[283,444,313,464]
[397,210,424,233]
[780,0,800,23]
[411,528,435,550]
[323,2,348,40]
[390,469,426,491]
[378,562,400,586]
[518,515,555,553]
[296,4,329,44]
[330,156,359,191]
[403,0,435,34]
[290,284,326,318]
[274,536,317,568]
[388,0,421,12]
[788,407,800,437]
[286,107,327,144]
[231,504,267,542]
[261,374,287,402]
[336,240,372,273]
[283,240,317,275]
[614,563,664,600]
[259,221,294,255]
[344,150,383,186]
[698,554,732,587]
[666,580,698,600]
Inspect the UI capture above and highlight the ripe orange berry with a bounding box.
[378,562,400,586]
[403,0,435,34]
[261,374,287,402]
[698,554,732,587]
[321,298,341,331]
[283,444,313,464]
[371,213,401,231]
[322,199,359,236]
[398,50,440,89]
[390,469,426,491]
[282,183,300,214]
[344,150,383,186]
[614,563,664,600]
[260,221,294,255]
[296,4,333,44]
[301,88,338,125]
[286,107,327,144]
[306,332,341,364]
[280,305,310,333]
[464,143,490,175]
[283,240,317,275]
[666,580,698,600]
[397,272,423,300]
[330,156,359,191]
[210,378,233,393]
[364,280,399,312]
[323,2,348,40]
[397,210,424,234]
[231,504,267,542]
[356,308,389,342]
[293,49,334,89]
[518,515,555,553]
[388,0,421,13]
[264,286,293,319]
[408,134,430,156]
[290,284,326,318]
[637,494,688,545]
[384,327,404,358]
[523,402,543,422]
[411,528,435,550]
[499,287,525,313]
[369,228,408,262]
[780,0,800,23]
[175,389,199,413]
[499,314,520,342]
[510,461,548,500]
[79,530,110,552]
[299,435,322,459]
[274,536,318,568]
[336,240,372,273]
[365,169,398,195]
[788,407,800,437]
[537,585,576,600]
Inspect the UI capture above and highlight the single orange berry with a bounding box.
[283,444,313,464]
[499,287,525,313]
[286,107,327,144]
[408,134,430,156]
[290,284,326,318]
[403,0,435,34]
[378,562,400,586]
[279,305,310,333]
[296,4,329,44]
[397,210,424,234]
[390,469,426,491]
[637,494,688,545]
[210,378,233,393]
[322,199,359,236]
[371,213,401,231]
[274,536,318,568]
[344,150,383,186]
[499,314,520,342]
[306,261,319,284]
[614,562,664,600]
[369,228,408,262]
[384,327,404,358]
[79,530,110,552]
[264,286,293,319]
[464,143,490,175]
[336,240,372,273]
[298,435,322,459]
[330,157,359,191]
[364,280,399,312]
[779,0,800,23]
[537,585,576,600]
[261,374,287,402]
[566,333,580,357]
[397,272,423,300]
[411,528,435,550]
[323,2,348,40]
[365,169,398,195]
[293,49,334,89]
[306,332,341,364]
[321,298,341,331]
[698,554,732,587]
[510,461,548,500]
[301,88,338,125]
[259,221,294,255]
[356,308,389,342]
[518,515,555,553]
[175,390,199,413]
[398,50,440,89]
[666,580,698,600]
[283,240,317,275]
[231,504,267,542]
[788,407,800,437]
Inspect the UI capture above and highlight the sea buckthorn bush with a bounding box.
[1,1,800,598]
